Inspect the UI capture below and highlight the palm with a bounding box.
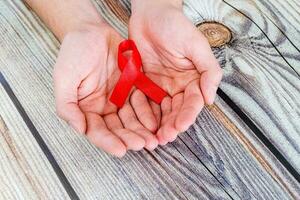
[131,39,204,145]
[129,9,222,144]
[137,42,201,96]
[54,26,159,157]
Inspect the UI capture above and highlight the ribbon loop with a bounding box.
[110,40,167,108]
[118,40,142,71]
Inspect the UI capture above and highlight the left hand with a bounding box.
[129,0,223,145]
[53,23,159,157]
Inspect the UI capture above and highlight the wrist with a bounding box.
[62,20,111,43]
[131,0,183,14]
[58,14,105,41]
[66,19,106,35]
[42,0,106,42]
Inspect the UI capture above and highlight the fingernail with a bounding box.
[169,136,177,143]
[159,140,168,146]
[146,142,158,151]
[208,86,218,104]
[114,149,127,158]
[69,120,84,134]
[157,134,167,145]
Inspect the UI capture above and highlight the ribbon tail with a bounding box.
[110,74,136,108]
[135,73,168,104]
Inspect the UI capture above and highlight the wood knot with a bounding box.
[197,22,232,47]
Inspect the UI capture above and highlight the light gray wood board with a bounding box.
[174,102,299,199]
[0,86,69,200]
[0,0,299,199]
[214,97,300,198]
[179,0,300,172]
[225,0,300,74]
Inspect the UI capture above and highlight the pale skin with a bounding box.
[24,0,222,157]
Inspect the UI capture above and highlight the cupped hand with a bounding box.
[53,23,159,157]
[129,1,223,145]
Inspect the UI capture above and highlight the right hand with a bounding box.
[53,23,159,157]
[129,0,223,145]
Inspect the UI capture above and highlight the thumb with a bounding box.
[186,32,223,105]
[53,68,86,134]
[56,102,86,134]
[199,68,223,105]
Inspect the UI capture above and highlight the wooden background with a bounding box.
[0,0,299,199]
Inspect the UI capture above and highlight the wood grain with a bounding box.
[181,0,300,172]
[0,86,69,200]
[0,0,299,199]
[224,0,300,74]
[197,22,232,47]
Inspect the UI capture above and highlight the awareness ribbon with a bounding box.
[110,40,167,108]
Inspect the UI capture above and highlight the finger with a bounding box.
[187,33,223,105]
[119,104,158,150]
[130,90,158,132]
[104,113,145,151]
[175,79,204,132]
[113,129,145,151]
[157,94,183,145]
[85,112,126,157]
[57,103,86,134]
[161,96,172,125]
[150,101,161,128]
[103,113,123,130]
[156,97,172,145]
[53,66,86,133]
[200,67,223,105]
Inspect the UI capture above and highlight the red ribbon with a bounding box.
[110,40,167,108]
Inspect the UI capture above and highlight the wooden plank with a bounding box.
[0,86,69,200]
[0,0,299,199]
[224,0,300,74]
[174,0,300,173]
[208,99,300,198]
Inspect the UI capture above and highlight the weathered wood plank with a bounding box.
[0,0,299,199]
[225,0,300,74]
[0,86,69,200]
[177,0,300,173]
[205,100,300,198]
